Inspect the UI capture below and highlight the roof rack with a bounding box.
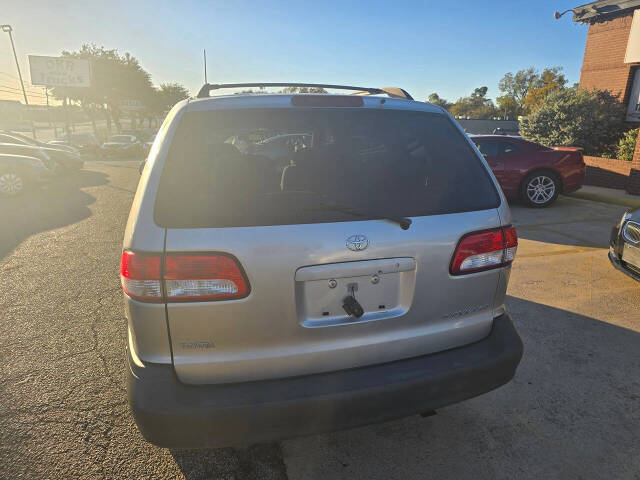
[196,83,413,100]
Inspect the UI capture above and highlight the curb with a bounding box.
[566,191,640,209]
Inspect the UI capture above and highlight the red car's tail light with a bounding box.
[164,254,249,302]
[450,226,518,275]
[120,251,162,302]
[121,251,250,303]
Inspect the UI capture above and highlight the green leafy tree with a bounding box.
[427,93,452,110]
[155,83,190,112]
[617,128,639,161]
[520,87,627,156]
[498,67,538,116]
[449,86,497,119]
[496,94,520,119]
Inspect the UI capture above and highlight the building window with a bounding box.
[627,67,640,123]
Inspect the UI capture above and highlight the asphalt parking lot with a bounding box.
[1,160,638,479]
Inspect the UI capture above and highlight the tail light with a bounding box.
[120,251,249,303]
[164,254,249,302]
[120,251,162,302]
[450,226,518,275]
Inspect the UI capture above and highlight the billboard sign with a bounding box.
[28,55,91,87]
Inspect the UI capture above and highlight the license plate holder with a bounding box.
[295,258,416,328]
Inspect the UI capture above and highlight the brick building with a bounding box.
[569,0,640,194]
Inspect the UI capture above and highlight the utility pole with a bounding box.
[1,24,37,139]
[44,87,52,125]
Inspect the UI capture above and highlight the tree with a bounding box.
[280,86,328,93]
[427,93,452,110]
[498,67,538,116]
[449,86,497,119]
[497,66,566,117]
[524,67,567,113]
[496,94,520,119]
[52,44,156,134]
[520,87,627,156]
[155,83,190,113]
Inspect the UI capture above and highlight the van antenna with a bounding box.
[203,49,207,84]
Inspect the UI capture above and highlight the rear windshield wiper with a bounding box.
[305,202,412,230]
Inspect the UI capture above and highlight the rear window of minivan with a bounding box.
[155,108,500,228]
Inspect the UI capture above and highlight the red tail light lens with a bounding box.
[450,226,518,275]
[120,251,162,302]
[120,251,249,303]
[502,226,518,265]
[164,254,249,302]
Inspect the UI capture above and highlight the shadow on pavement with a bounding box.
[171,443,288,480]
[166,297,640,479]
[278,296,640,479]
[0,169,108,260]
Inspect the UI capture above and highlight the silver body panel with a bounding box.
[123,94,513,385]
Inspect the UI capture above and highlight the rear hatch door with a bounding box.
[155,102,505,384]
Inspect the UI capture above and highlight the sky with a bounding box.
[0,0,589,105]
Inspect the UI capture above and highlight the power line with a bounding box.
[0,89,47,100]
[0,87,47,98]
[0,82,48,95]
[0,83,46,94]
[0,72,50,94]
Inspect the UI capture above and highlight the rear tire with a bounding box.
[0,171,26,197]
[520,171,560,208]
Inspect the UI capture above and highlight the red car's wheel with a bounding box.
[520,171,560,208]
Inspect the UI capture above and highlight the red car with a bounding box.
[470,135,585,207]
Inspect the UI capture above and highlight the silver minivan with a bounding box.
[122,83,523,448]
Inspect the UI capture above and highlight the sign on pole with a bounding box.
[28,55,91,87]
[119,99,144,112]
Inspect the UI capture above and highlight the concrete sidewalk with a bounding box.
[566,185,640,208]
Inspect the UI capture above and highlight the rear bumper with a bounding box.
[562,166,586,194]
[128,313,523,449]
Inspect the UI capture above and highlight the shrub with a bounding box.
[520,87,627,156]
[617,128,638,162]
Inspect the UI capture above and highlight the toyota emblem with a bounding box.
[346,234,369,251]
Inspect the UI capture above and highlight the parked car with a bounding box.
[0,130,81,156]
[609,209,640,281]
[100,134,143,157]
[46,140,81,155]
[471,135,585,207]
[0,153,53,196]
[0,142,83,171]
[55,132,101,155]
[122,83,523,449]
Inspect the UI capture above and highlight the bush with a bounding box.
[520,87,627,156]
[617,128,638,162]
